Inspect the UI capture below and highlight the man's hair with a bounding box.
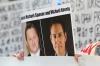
[49,22,66,33]
[49,21,67,56]
[25,22,39,41]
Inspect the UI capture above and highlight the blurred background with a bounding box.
[0,0,100,56]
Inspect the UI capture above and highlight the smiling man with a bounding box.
[25,22,40,56]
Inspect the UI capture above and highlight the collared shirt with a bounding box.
[55,52,68,56]
[65,53,68,56]
[30,49,40,56]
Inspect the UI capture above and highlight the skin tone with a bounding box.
[14,27,40,60]
[50,23,67,56]
[15,23,82,62]
[26,27,39,54]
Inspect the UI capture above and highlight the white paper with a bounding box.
[0,56,78,66]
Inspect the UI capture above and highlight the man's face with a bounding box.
[50,23,67,56]
[26,27,39,54]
